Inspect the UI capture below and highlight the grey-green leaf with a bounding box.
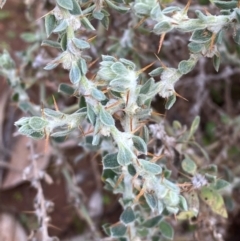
[120,207,135,224]
[53,19,68,33]
[178,59,196,74]
[213,55,221,72]
[190,29,213,43]
[99,107,115,126]
[56,0,73,10]
[188,116,200,139]
[159,221,174,240]
[91,88,106,101]
[69,62,81,84]
[110,223,127,237]
[103,153,120,169]
[58,83,75,95]
[181,158,197,175]
[138,159,162,175]
[117,146,133,166]
[211,179,230,190]
[72,38,90,49]
[45,14,56,37]
[29,117,48,131]
[142,215,162,228]
[165,95,176,110]
[132,135,147,154]
[153,21,172,35]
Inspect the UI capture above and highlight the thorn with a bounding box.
[78,126,85,136]
[135,187,145,203]
[178,171,192,180]
[44,131,50,154]
[52,95,59,111]
[134,16,148,29]
[210,33,216,51]
[158,33,166,53]
[203,7,211,16]
[131,123,146,134]
[130,117,133,132]
[174,91,188,101]
[114,174,124,189]
[151,111,165,117]
[150,154,165,163]
[105,99,122,110]
[154,53,167,69]
[35,10,52,21]
[88,35,97,42]
[48,223,62,231]
[126,90,130,106]
[183,0,192,14]
[89,59,99,69]
[136,61,156,75]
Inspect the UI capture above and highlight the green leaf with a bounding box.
[138,159,162,175]
[213,55,221,72]
[110,223,127,237]
[235,9,240,23]
[183,190,199,216]
[199,187,228,218]
[211,179,230,191]
[159,221,174,240]
[117,145,133,166]
[179,195,188,211]
[72,38,90,49]
[20,32,38,43]
[56,0,73,10]
[153,21,172,35]
[178,59,196,74]
[29,117,48,131]
[69,62,81,85]
[103,153,120,169]
[199,164,218,176]
[142,215,162,228]
[176,210,196,220]
[120,207,135,224]
[165,95,176,110]
[190,29,213,43]
[99,106,115,126]
[53,19,68,33]
[45,14,56,37]
[188,116,200,139]
[181,158,197,175]
[132,135,147,154]
[58,83,75,95]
